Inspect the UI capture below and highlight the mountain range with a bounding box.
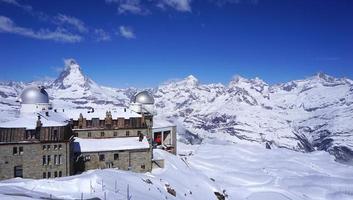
[1,59,352,163]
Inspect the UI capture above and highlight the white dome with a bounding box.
[20,86,49,104]
[131,91,154,104]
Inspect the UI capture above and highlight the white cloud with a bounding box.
[105,0,192,14]
[118,26,136,39]
[0,0,32,12]
[54,14,88,33]
[156,0,192,12]
[0,16,82,43]
[94,28,111,41]
[106,0,150,15]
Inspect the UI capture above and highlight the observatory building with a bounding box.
[0,87,177,180]
[0,86,71,180]
[19,86,52,114]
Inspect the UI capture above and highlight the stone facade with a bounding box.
[76,149,152,173]
[0,142,71,180]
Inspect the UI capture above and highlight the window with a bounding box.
[47,155,51,165]
[13,147,18,155]
[43,172,46,178]
[58,144,62,150]
[88,132,91,138]
[54,171,58,178]
[92,118,99,127]
[126,131,130,136]
[59,155,63,165]
[14,165,23,178]
[114,153,119,160]
[42,155,46,165]
[54,145,58,150]
[53,130,58,140]
[54,155,58,165]
[42,145,46,150]
[47,145,51,150]
[19,147,23,155]
[48,172,51,178]
[59,171,62,177]
[101,132,105,137]
[84,155,91,161]
[113,132,117,137]
[99,154,105,161]
[141,165,145,169]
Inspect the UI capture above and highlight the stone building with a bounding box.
[0,86,72,180]
[69,106,153,173]
[0,88,177,180]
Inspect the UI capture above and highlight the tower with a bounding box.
[19,86,52,114]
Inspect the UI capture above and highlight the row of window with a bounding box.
[42,144,62,151]
[43,171,62,178]
[97,153,119,161]
[42,155,63,165]
[87,130,140,138]
[13,146,24,155]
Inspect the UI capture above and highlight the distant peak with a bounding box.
[64,58,80,70]
[313,72,336,82]
[230,75,248,84]
[51,58,96,89]
[184,75,199,85]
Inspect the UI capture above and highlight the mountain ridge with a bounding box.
[0,59,352,163]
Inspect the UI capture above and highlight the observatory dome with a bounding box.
[20,86,49,104]
[131,91,154,104]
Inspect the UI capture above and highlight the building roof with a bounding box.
[0,111,69,129]
[20,85,50,104]
[73,137,149,153]
[131,91,155,104]
[63,107,141,120]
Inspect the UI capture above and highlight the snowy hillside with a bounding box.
[0,149,223,200]
[1,141,353,200]
[0,59,352,162]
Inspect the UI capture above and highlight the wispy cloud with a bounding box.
[54,14,88,33]
[0,16,83,43]
[118,26,136,39]
[156,0,192,12]
[94,28,111,41]
[0,0,32,12]
[105,0,192,14]
[106,0,150,15]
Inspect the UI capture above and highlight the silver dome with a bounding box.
[131,91,154,104]
[20,86,49,104]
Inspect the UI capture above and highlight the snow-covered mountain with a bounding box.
[1,59,352,163]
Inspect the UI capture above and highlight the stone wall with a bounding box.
[79,148,152,173]
[0,142,71,180]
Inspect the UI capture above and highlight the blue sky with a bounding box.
[0,0,352,88]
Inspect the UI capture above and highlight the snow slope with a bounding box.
[0,149,222,200]
[1,141,353,200]
[180,140,353,200]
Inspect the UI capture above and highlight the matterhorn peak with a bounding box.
[51,58,96,90]
[64,58,80,70]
